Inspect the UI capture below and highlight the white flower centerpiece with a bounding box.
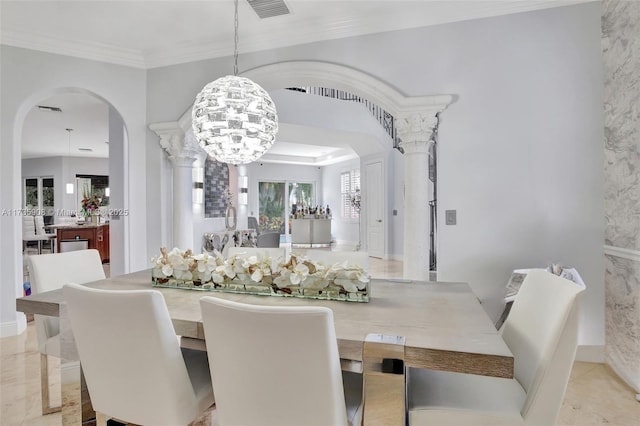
[151,247,370,302]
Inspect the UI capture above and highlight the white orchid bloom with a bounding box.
[161,264,174,277]
[274,269,292,288]
[251,268,263,282]
[242,255,259,269]
[301,276,329,290]
[220,263,236,279]
[210,272,225,284]
[173,266,192,280]
[289,262,309,285]
[194,253,216,281]
[356,271,369,284]
[334,278,359,293]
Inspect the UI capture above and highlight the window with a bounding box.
[25,178,38,208]
[23,177,55,215]
[258,181,316,238]
[258,181,286,234]
[340,169,360,219]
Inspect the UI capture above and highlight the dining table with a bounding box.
[16,269,513,425]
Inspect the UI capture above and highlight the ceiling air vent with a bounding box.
[37,105,62,112]
[246,0,290,19]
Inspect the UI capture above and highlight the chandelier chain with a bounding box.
[233,0,239,76]
[66,128,73,155]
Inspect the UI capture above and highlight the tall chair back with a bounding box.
[27,249,106,414]
[64,284,214,425]
[501,269,585,424]
[34,216,47,234]
[29,249,105,294]
[407,269,584,425]
[22,216,37,237]
[200,297,350,426]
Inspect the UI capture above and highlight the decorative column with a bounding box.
[152,124,204,250]
[397,111,440,282]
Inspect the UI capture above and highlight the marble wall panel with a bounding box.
[602,0,640,392]
[604,254,639,391]
[602,0,640,249]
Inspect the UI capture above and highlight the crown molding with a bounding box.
[141,1,590,69]
[1,28,146,69]
[1,1,593,70]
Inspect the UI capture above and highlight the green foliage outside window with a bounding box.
[258,182,285,233]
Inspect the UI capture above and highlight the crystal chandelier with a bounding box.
[192,0,278,165]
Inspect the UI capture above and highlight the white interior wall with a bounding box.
[146,2,604,347]
[0,2,605,348]
[433,5,605,347]
[107,107,128,276]
[0,46,146,335]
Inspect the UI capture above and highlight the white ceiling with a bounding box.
[22,93,109,160]
[5,0,591,164]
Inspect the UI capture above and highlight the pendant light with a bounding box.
[192,0,278,165]
[65,128,74,194]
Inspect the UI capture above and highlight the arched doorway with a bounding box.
[16,88,129,284]
[242,62,451,276]
[168,61,451,279]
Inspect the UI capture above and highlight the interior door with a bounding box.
[366,161,384,258]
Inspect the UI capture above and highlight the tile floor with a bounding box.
[2,254,638,425]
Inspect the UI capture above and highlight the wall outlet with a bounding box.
[445,210,457,225]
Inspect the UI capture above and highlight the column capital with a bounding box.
[150,122,205,166]
[396,111,439,147]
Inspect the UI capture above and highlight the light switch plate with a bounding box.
[445,210,457,225]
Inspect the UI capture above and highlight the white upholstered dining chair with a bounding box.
[22,215,52,254]
[200,297,363,426]
[34,215,56,252]
[27,249,106,415]
[63,283,215,426]
[407,269,585,425]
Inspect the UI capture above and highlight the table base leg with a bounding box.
[60,303,95,424]
[61,361,94,424]
[362,334,406,426]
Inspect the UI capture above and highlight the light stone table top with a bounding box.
[16,269,513,379]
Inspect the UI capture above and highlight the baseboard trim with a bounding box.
[576,345,605,363]
[0,313,27,338]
